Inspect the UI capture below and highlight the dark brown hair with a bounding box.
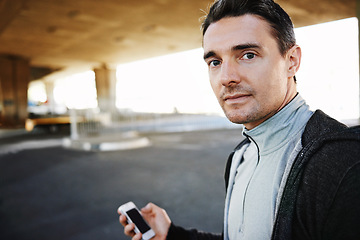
[202,0,296,56]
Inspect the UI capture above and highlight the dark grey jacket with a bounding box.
[167,110,360,240]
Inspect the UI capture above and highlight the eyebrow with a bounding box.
[203,43,261,60]
[233,43,261,51]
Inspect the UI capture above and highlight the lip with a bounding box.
[224,93,251,102]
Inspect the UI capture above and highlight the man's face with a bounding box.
[203,15,298,129]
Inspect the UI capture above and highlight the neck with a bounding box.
[276,83,298,113]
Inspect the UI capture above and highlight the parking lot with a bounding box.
[0,126,244,240]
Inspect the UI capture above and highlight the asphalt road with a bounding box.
[0,127,244,240]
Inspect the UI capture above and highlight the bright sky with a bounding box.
[28,17,359,121]
[295,18,359,120]
[116,48,215,114]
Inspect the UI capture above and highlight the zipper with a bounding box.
[238,132,261,233]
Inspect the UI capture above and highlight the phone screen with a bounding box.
[126,208,151,233]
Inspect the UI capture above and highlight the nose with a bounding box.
[220,60,241,86]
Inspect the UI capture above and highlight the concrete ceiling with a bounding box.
[0,0,356,81]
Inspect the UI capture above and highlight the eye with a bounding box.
[209,60,221,67]
[242,53,256,60]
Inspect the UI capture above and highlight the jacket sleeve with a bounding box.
[292,140,360,240]
[320,163,360,240]
[166,223,222,240]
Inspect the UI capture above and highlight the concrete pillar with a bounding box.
[0,55,30,128]
[94,65,117,113]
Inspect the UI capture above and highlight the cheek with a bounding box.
[258,62,288,92]
[269,72,288,95]
[209,77,221,97]
[250,69,287,107]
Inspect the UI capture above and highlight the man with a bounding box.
[119,0,360,239]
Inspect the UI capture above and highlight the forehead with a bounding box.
[203,15,274,52]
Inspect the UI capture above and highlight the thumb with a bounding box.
[141,202,154,213]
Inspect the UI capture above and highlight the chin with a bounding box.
[224,112,246,125]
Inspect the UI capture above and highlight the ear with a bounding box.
[287,45,301,78]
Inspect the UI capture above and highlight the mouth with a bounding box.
[223,93,252,102]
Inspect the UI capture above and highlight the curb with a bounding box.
[62,136,151,151]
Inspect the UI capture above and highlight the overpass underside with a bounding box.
[0,0,358,128]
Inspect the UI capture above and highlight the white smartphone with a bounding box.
[119,201,155,240]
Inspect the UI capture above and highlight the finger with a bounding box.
[117,207,122,215]
[132,233,142,240]
[119,214,128,226]
[141,202,154,213]
[124,222,136,236]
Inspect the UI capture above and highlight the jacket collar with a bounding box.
[301,110,347,147]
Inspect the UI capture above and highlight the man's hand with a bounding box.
[118,202,171,240]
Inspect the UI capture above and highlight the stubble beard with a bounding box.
[219,85,258,125]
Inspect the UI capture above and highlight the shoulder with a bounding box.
[301,110,354,145]
[300,135,360,192]
[300,110,360,190]
[301,110,360,177]
[292,111,360,239]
